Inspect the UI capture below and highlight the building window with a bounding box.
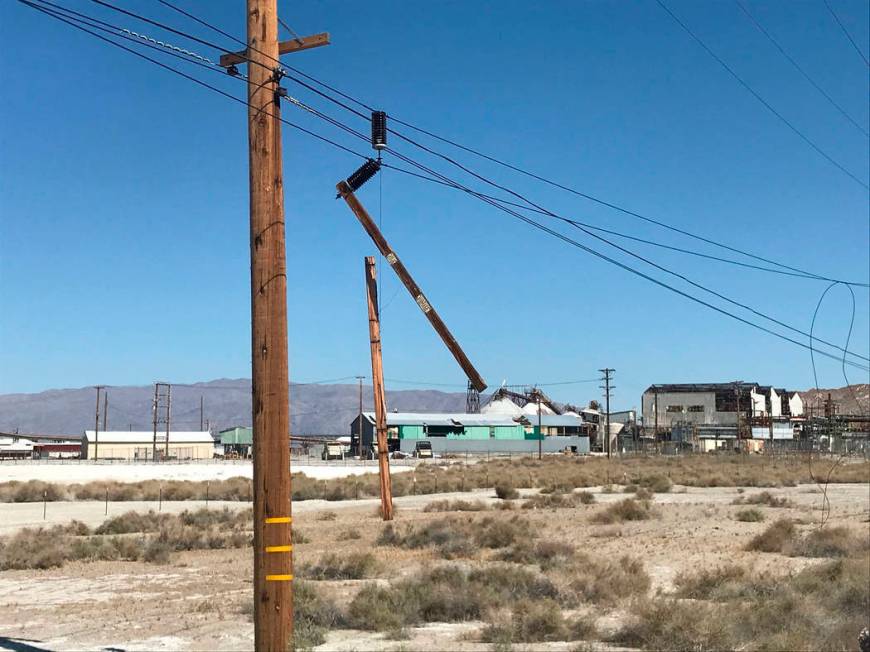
[666,405,684,413]
[687,405,705,413]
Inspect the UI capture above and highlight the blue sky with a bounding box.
[1,0,868,410]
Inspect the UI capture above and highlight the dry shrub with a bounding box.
[577,491,596,504]
[340,528,361,541]
[481,599,571,643]
[610,599,733,651]
[497,540,574,570]
[300,552,380,580]
[423,499,488,513]
[567,554,650,604]
[316,511,337,521]
[733,491,792,508]
[633,487,654,501]
[642,554,870,651]
[495,482,519,500]
[95,511,168,534]
[0,480,68,503]
[0,526,69,569]
[522,492,578,510]
[734,508,765,522]
[791,526,867,558]
[377,516,530,558]
[590,498,654,524]
[746,518,796,552]
[347,564,559,632]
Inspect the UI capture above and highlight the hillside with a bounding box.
[0,379,471,437]
[798,384,869,416]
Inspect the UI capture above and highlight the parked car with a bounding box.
[414,440,433,458]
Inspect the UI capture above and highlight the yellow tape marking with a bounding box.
[265,574,293,582]
[265,516,292,524]
[265,545,292,553]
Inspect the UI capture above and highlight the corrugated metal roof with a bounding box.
[360,412,520,427]
[83,431,214,444]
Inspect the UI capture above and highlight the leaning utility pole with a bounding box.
[599,369,614,459]
[93,385,104,460]
[355,375,365,458]
[365,256,394,520]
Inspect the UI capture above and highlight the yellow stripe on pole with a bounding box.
[264,516,292,524]
[265,574,293,581]
[265,545,292,553]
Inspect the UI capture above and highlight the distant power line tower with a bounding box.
[152,382,171,460]
[599,369,615,459]
[466,381,480,414]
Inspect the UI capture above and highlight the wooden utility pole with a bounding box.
[200,395,204,431]
[537,393,543,460]
[365,256,394,520]
[102,391,108,432]
[217,8,328,648]
[164,384,172,458]
[151,384,158,460]
[93,385,104,460]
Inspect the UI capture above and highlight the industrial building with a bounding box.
[350,411,589,455]
[82,430,215,460]
[642,382,804,449]
[219,426,253,458]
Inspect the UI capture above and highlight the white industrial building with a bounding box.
[82,430,215,460]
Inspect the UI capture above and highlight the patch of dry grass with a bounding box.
[565,554,651,605]
[590,498,655,524]
[734,507,765,522]
[300,552,380,580]
[0,507,251,570]
[347,564,559,632]
[377,515,531,558]
[732,491,792,508]
[497,540,575,570]
[422,499,488,512]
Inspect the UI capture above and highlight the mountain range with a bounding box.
[1,380,866,438]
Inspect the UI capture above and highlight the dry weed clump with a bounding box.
[300,552,380,580]
[734,507,765,522]
[566,554,651,604]
[590,498,655,524]
[732,491,792,508]
[497,540,575,570]
[242,581,343,649]
[481,599,584,644]
[522,492,579,510]
[0,507,251,570]
[422,499,488,512]
[347,564,559,632]
[577,490,596,504]
[745,518,796,552]
[494,482,519,500]
[630,554,870,651]
[377,515,530,558]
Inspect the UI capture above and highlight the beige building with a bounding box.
[82,431,215,460]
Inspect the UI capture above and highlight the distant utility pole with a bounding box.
[365,256,393,520]
[102,391,108,432]
[200,395,204,431]
[152,382,171,460]
[599,369,615,459]
[94,385,104,460]
[355,375,365,458]
[536,392,543,460]
[217,2,330,648]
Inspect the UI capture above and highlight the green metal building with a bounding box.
[219,426,252,457]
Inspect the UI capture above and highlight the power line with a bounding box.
[821,0,870,68]
[655,0,868,190]
[734,0,869,138]
[19,1,371,164]
[20,0,870,371]
[272,88,870,364]
[381,161,867,286]
[144,0,865,287]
